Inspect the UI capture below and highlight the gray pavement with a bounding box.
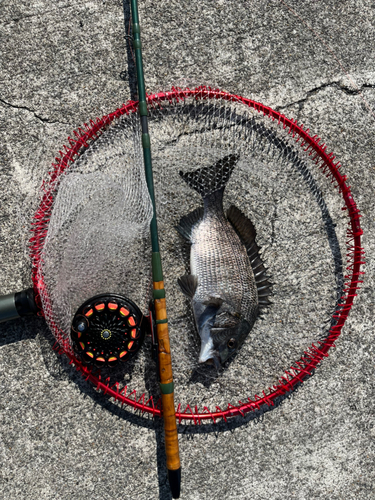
[0,1,374,499]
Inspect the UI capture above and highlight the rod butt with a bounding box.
[167,467,181,499]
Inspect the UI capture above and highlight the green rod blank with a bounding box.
[129,1,181,498]
[130,0,159,254]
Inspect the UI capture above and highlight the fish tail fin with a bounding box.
[179,154,240,198]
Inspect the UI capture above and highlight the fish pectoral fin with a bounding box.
[177,274,198,298]
[176,207,204,241]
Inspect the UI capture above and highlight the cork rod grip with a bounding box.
[154,286,180,472]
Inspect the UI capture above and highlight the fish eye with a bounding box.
[227,338,237,349]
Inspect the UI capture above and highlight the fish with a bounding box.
[176,154,272,368]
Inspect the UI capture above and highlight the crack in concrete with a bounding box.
[0,98,67,125]
[276,81,375,119]
[2,5,72,27]
[270,197,278,246]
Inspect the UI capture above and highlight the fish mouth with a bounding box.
[197,314,223,370]
[198,335,215,362]
[202,356,222,370]
[198,342,221,370]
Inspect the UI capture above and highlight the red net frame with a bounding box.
[29,86,364,423]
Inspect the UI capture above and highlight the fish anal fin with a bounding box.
[176,207,204,241]
[177,274,198,299]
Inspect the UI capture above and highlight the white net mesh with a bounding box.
[33,89,346,412]
[36,115,153,354]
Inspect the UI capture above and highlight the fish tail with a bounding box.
[179,154,240,198]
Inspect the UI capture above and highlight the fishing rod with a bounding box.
[129,0,181,497]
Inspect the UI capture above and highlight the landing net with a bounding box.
[30,87,363,422]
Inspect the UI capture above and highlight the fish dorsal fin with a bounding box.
[177,274,198,299]
[227,205,257,250]
[227,205,273,309]
[176,207,204,241]
[179,154,240,198]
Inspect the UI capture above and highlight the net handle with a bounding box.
[0,289,38,323]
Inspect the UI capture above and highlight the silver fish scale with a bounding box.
[190,210,258,321]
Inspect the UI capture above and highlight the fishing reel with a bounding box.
[71,293,146,368]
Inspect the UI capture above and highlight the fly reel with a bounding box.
[71,293,146,368]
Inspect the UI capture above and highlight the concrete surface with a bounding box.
[0,1,374,499]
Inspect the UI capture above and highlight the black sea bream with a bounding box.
[177,155,272,368]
